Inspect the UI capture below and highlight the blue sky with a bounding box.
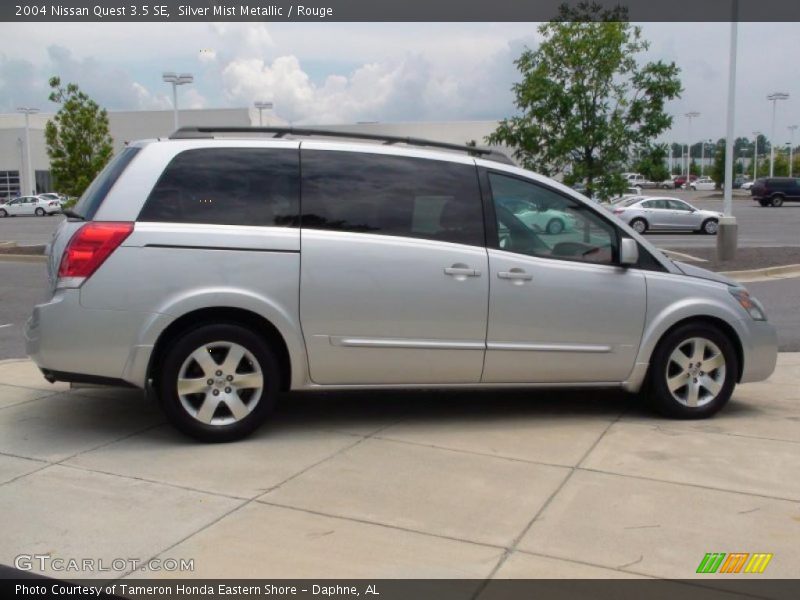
[1,22,799,144]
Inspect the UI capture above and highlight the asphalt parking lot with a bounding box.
[0,355,798,581]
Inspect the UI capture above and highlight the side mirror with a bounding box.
[620,238,639,266]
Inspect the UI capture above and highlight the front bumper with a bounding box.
[737,318,778,383]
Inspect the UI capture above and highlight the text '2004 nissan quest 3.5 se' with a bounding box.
[25,127,777,442]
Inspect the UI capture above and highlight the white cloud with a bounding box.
[220,48,518,124]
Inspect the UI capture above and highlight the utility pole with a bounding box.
[767,92,789,177]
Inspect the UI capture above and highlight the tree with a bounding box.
[710,139,727,187]
[634,144,669,182]
[487,2,681,199]
[44,77,114,198]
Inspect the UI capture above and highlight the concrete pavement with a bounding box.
[0,355,798,581]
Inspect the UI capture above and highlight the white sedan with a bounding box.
[741,180,756,191]
[689,177,716,191]
[0,195,62,217]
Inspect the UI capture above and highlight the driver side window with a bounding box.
[488,173,618,265]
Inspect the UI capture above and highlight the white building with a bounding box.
[0,107,504,200]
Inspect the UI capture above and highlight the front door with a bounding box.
[300,148,489,385]
[483,171,647,383]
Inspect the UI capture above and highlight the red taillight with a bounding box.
[58,222,133,283]
[613,208,624,215]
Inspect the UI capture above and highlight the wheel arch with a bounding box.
[146,307,295,393]
[644,315,744,384]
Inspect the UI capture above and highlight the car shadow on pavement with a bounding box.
[270,387,636,431]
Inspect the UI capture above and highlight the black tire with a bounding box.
[0,208,6,218]
[629,218,648,234]
[35,207,45,216]
[648,322,738,419]
[701,218,719,235]
[157,323,280,442]
[770,194,784,207]
[546,218,565,235]
[758,200,768,207]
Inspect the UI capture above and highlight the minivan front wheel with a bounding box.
[158,323,279,442]
[648,323,737,419]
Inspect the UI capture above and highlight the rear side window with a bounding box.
[72,146,140,220]
[301,150,484,246]
[138,148,299,227]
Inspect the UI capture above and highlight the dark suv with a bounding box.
[751,177,800,206]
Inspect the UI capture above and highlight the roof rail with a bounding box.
[168,126,514,164]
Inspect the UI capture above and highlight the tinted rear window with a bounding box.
[301,150,484,246]
[138,148,299,227]
[72,146,140,220]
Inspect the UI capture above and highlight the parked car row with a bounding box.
[0,194,63,217]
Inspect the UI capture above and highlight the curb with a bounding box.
[0,254,47,263]
[721,263,800,282]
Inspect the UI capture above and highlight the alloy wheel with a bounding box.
[665,337,726,408]
[704,220,718,235]
[176,341,264,426]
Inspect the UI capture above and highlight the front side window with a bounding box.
[301,150,484,246]
[488,172,618,265]
[668,199,692,211]
[139,148,299,227]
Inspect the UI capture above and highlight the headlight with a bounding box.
[729,287,767,321]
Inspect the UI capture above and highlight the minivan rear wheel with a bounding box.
[158,323,280,442]
[648,323,737,419]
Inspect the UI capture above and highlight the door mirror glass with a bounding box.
[620,238,639,266]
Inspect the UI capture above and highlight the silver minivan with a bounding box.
[25,128,777,442]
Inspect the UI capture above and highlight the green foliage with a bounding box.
[487,1,682,199]
[711,140,726,186]
[44,77,114,198]
[634,144,669,182]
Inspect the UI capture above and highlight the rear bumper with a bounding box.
[25,289,157,388]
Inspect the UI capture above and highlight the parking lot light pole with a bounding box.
[718,7,738,262]
[767,92,789,177]
[254,101,274,126]
[752,131,761,180]
[162,72,194,130]
[700,138,711,176]
[789,125,798,177]
[16,107,39,195]
[685,112,700,180]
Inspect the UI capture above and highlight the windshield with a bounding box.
[71,147,140,220]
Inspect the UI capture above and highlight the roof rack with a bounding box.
[168,126,514,164]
